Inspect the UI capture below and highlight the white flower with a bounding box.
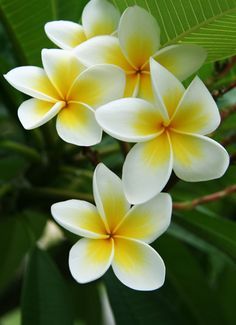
[96,59,229,204]
[51,163,172,291]
[45,0,120,49]
[75,6,207,101]
[4,49,125,146]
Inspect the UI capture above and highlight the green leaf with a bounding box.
[0,0,88,65]
[21,247,74,325]
[174,207,236,260]
[110,0,236,62]
[0,216,30,292]
[156,235,225,324]
[0,212,46,292]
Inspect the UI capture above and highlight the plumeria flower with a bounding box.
[75,5,207,101]
[51,163,172,291]
[4,49,125,146]
[96,59,230,204]
[45,0,120,50]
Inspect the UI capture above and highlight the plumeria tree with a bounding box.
[0,0,236,324]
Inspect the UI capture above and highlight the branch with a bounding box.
[173,185,236,210]
[212,81,236,100]
[220,104,236,121]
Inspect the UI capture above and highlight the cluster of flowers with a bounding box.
[4,0,229,291]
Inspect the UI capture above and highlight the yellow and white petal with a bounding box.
[74,35,132,71]
[18,99,64,129]
[115,193,172,244]
[118,6,160,69]
[124,73,139,97]
[82,0,120,38]
[137,73,154,102]
[96,98,163,142]
[42,49,85,99]
[154,44,207,81]
[123,133,173,204]
[170,131,229,182]
[150,59,185,120]
[44,21,86,50]
[4,66,59,102]
[56,102,102,146]
[51,200,107,239]
[68,64,125,108]
[112,237,165,291]
[171,76,220,135]
[69,238,114,283]
[93,164,130,233]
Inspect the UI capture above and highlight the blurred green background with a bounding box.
[0,0,236,324]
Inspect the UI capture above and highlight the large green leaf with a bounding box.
[174,207,236,260]
[0,0,88,65]
[110,0,236,62]
[21,247,74,325]
[0,211,46,292]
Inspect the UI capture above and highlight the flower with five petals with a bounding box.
[75,6,207,101]
[4,49,125,146]
[45,0,120,50]
[96,59,230,204]
[51,163,172,291]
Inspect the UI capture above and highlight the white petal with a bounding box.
[93,163,130,233]
[150,59,185,120]
[42,49,85,99]
[69,238,114,283]
[56,102,102,146]
[123,133,173,204]
[118,6,160,69]
[82,0,120,38]
[74,35,132,71]
[96,98,163,142]
[154,44,207,81]
[18,99,63,129]
[4,66,59,102]
[171,76,221,135]
[170,131,230,181]
[51,200,107,239]
[45,20,86,50]
[112,237,165,291]
[68,64,126,108]
[115,193,172,244]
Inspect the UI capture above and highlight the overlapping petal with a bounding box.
[51,199,107,239]
[74,35,132,71]
[4,66,60,102]
[154,44,207,81]
[118,6,160,69]
[56,102,102,146]
[68,64,126,108]
[42,49,85,99]
[96,98,163,142]
[82,0,120,38]
[170,131,230,181]
[69,238,114,283]
[45,21,86,50]
[123,133,173,204]
[171,76,221,135]
[112,237,165,291]
[18,99,64,129]
[150,59,185,120]
[93,164,130,232]
[115,193,172,243]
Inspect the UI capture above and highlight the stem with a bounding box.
[221,133,236,147]
[22,187,94,203]
[212,81,236,100]
[59,165,93,178]
[220,104,236,121]
[0,140,42,162]
[173,185,236,210]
